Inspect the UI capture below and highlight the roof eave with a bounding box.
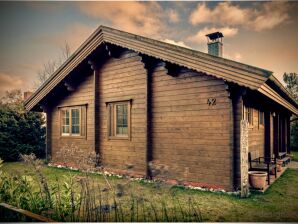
[24,25,276,112]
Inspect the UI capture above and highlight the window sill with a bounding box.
[60,135,86,139]
[108,136,130,141]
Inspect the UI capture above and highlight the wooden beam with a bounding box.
[88,60,98,70]
[140,54,163,73]
[165,62,185,77]
[0,203,55,222]
[64,82,75,92]
[140,54,159,179]
[264,111,271,157]
[94,68,100,166]
[273,113,279,157]
[104,43,128,58]
[87,59,101,165]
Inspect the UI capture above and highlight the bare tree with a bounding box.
[33,41,71,89]
[60,41,71,62]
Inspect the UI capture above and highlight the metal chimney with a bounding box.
[206,32,224,57]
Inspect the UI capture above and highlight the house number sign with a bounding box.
[207,98,216,106]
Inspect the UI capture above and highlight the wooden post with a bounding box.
[89,60,100,166]
[264,111,271,158]
[240,119,249,198]
[287,116,291,153]
[273,113,279,157]
[141,54,162,178]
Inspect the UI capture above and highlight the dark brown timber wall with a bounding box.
[49,72,94,168]
[151,65,233,190]
[98,52,147,176]
[247,107,265,159]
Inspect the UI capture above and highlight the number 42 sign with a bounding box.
[207,98,216,106]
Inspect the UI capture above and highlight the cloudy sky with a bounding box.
[1,1,298,96]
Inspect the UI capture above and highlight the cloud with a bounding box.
[77,2,164,37]
[189,2,290,31]
[0,72,24,96]
[187,27,238,44]
[166,9,180,23]
[189,2,250,26]
[252,2,290,31]
[162,39,190,48]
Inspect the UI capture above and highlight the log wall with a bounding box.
[98,52,147,176]
[151,66,233,190]
[49,71,95,168]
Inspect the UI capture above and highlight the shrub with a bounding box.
[0,90,45,161]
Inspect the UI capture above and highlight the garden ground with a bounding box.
[1,161,298,222]
[292,150,298,162]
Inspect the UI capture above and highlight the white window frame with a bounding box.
[60,107,82,137]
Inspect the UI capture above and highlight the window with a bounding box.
[60,106,86,137]
[61,110,70,135]
[243,105,253,126]
[108,101,131,139]
[259,110,264,126]
[71,109,80,134]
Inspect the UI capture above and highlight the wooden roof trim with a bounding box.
[103,34,265,89]
[104,33,268,80]
[26,27,102,104]
[25,34,104,111]
[268,75,298,107]
[101,26,272,77]
[103,32,268,83]
[25,25,297,113]
[258,84,298,115]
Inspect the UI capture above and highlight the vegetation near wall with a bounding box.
[0,156,203,222]
[0,90,45,161]
[283,73,298,151]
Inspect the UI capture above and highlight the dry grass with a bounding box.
[2,161,298,222]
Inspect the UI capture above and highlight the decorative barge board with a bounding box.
[24,26,298,191]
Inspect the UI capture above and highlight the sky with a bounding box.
[1,1,298,97]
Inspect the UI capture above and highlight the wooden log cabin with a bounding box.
[24,26,298,191]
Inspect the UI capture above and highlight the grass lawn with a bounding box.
[292,150,298,162]
[2,162,298,222]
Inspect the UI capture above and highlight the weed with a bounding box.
[0,156,205,222]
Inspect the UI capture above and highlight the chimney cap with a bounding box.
[206,32,224,40]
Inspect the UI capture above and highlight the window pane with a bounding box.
[116,104,128,135]
[108,105,113,136]
[71,109,80,134]
[72,126,80,134]
[62,110,70,134]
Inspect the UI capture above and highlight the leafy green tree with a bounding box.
[0,90,45,161]
[283,72,298,151]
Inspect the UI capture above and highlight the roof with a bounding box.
[24,25,298,114]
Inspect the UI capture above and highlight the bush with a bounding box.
[0,90,45,161]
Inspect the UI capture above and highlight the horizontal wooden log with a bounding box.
[0,203,55,222]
